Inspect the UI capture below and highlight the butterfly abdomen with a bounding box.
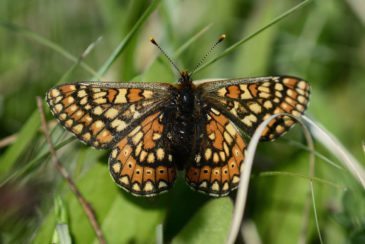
[169,84,196,169]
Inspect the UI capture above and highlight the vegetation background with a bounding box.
[0,0,364,243]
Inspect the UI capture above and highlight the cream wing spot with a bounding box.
[93,91,107,99]
[115,89,127,103]
[219,151,226,161]
[205,148,212,160]
[72,124,83,134]
[135,142,142,156]
[79,97,88,106]
[94,120,104,129]
[158,181,168,189]
[217,88,227,96]
[258,86,270,93]
[147,153,155,163]
[132,183,141,191]
[105,108,119,119]
[65,119,73,127]
[298,81,307,89]
[144,182,154,191]
[111,148,118,158]
[95,98,107,104]
[54,104,63,113]
[140,150,148,162]
[275,83,284,91]
[213,153,219,163]
[249,103,262,114]
[224,132,233,144]
[112,163,121,173]
[119,176,129,185]
[77,90,87,98]
[93,106,103,115]
[152,133,161,140]
[111,119,127,132]
[59,113,67,120]
[232,176,240,184]
[82,133,91,141]
[142,90,153,99]
[211,182,220,191]
[51,89,60,97]
[132,131,143,144]
[225,124,236,136]
[69,105,78,112]
[156,148,165,160]
[67,97,75,103]
[208,133,215,140]
[263,101,273,109]
[297,95,306,104]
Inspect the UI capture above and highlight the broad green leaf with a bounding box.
[172,198,233,244]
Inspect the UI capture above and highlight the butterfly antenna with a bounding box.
[150,37,182,75]
[189,34,226,76]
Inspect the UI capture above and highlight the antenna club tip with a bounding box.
[150,37,157,45]
[218,34,226,42]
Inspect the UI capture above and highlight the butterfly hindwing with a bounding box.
[185,106,246,197]
[198,76,310,141]
[109,111,176,196]
[46,82,172,149]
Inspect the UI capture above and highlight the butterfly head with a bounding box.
[179,70,192,85]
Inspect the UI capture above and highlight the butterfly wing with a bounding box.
[196,76,310,141]
[109,111,177,196]
[185,106,246,197]
[46,82,173,149]
[46,82,177,196]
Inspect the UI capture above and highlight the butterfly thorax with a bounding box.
[170,72,196,169]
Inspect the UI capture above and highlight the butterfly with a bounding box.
[46,37,310,197]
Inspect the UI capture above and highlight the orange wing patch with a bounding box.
[200,76,310,141]
[186,108,246,197]
[109,111,176,197]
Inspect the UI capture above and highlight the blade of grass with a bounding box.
[174,23,213,58]
[303,115,365,189]
[281,138,343,170]
[259,171,346,190]
[37,97,106,244]
[226,113,318,244]
[0,137,75,187]
[194,0,312,74]
[94,0,162,79]
[0,21,98,77]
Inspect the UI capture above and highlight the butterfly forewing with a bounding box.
[186,106,246,197]
[109,111,176,197]
[198,76,310,141]
[46,82,173,149]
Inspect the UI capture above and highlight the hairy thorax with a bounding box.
[170,82,197,169]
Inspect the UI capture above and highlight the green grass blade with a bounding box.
[94,0,162,79]
[0,21,98,77]
[194,0,312,74]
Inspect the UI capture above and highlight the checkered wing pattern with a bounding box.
[109,111,176,196]
[197,76,310,141]
[46,82,172,149]
[46,82,177,196]
[185,107,246,197]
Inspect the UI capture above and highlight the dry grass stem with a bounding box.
[36,97,106,244]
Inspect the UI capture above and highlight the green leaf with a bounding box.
[172,198,233,244]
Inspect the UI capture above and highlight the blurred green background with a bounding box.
[0,0,364,243]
